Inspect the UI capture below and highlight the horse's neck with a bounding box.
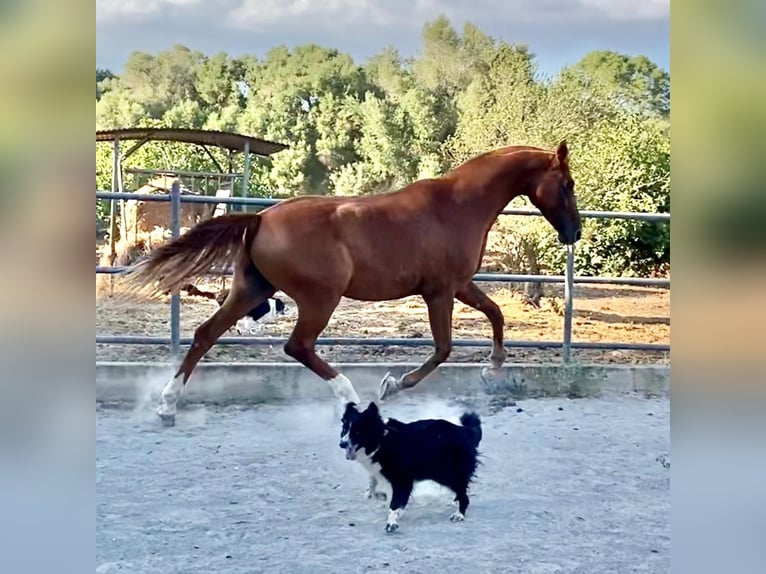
[450,150,549,223]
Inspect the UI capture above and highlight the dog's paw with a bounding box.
[449,512,465,522]
[385,522,399,533]
[366,488,387,501]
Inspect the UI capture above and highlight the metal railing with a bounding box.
[96,184,670,362]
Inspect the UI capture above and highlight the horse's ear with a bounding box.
[555,141,569,166]
[367,401,379,414]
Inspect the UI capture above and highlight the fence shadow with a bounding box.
[574,309,670,326]
[571,285,670,299]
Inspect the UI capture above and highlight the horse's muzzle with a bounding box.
[558,226,582,245]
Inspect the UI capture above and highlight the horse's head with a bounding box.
[528,141,582,245]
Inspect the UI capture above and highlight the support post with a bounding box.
[563,244,575,363]
[241,141,251,212]
[108,138,120,262]
[169,181,181,358]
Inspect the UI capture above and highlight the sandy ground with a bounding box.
[97,278,669,365]
[96,395,670,573]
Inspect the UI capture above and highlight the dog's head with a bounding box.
[339,401,385,461]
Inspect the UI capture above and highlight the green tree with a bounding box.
[238,44,371,195]
[96,68,115,100]
[93,28,670,280]
[564,50,670,117]
[194,52,244,108]
[447,43,670,281]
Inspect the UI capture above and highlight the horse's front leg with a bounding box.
[158,283,273,426]
[283,296,361,410]
[454,281,508,387]
[379,293,453,400]
[456,281,506,367]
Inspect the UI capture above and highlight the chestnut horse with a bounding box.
[125,142,581,425]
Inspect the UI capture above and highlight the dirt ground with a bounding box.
[96,277,669,366]
[96,396,670,573]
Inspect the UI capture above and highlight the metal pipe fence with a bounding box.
[96,186,670,361]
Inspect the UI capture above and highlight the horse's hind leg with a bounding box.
[380,293,453,400]
[283,296,360,407]
[157,273,275,425]
[455,281,506,368]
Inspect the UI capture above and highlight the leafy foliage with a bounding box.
[95,19,670,277]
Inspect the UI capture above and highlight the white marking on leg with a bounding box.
[379,372,402,400]
[386,508,401,532]
[450,511,465,522]
[266,298,279,321]
[234,316,258,334]
[327,374,360,404]
[157,374,183,417]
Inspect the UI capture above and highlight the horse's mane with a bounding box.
[488,144,547,155]
[446,144,552,177]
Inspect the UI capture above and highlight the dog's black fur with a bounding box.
[214,288,285,322]
[340,401,482,531]
[181,284,286,323]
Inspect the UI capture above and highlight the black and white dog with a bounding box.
[182,284,286,334]
[339,401,482,533]
[214,289,286,334]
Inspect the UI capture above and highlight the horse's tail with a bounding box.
[123,213,260,296]
[460,412,483,447]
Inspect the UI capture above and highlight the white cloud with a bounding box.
[96,0,206,23]
[97,0,669,29]
[578,0,669,20]
[225,0,408,29]
[224,0,669,30]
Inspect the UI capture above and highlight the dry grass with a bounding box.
[96,276,669,366]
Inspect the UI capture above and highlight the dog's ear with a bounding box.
[343,401,358,417]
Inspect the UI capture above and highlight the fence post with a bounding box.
[169,181,181,358]
[241,140,251,213]
[109,138,120,261]
[563,244,574,363]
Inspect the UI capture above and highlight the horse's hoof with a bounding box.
[480,367,504,391]
[157,402,177,427]
[158,412,176,427]
[385,522,399,533]
[450,512,465,522]
[379,372,402,401]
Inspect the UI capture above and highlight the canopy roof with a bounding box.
[96,127,288,157]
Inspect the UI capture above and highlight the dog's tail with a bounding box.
[180,284,219,300]
[460,412,482,447]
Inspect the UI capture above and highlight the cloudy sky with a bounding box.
[96,0,669,77]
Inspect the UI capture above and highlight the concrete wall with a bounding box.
[96,362,670,406]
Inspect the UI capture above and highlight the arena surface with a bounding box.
[96,395,669,573]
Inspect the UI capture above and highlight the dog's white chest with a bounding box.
[356,449,390,494]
